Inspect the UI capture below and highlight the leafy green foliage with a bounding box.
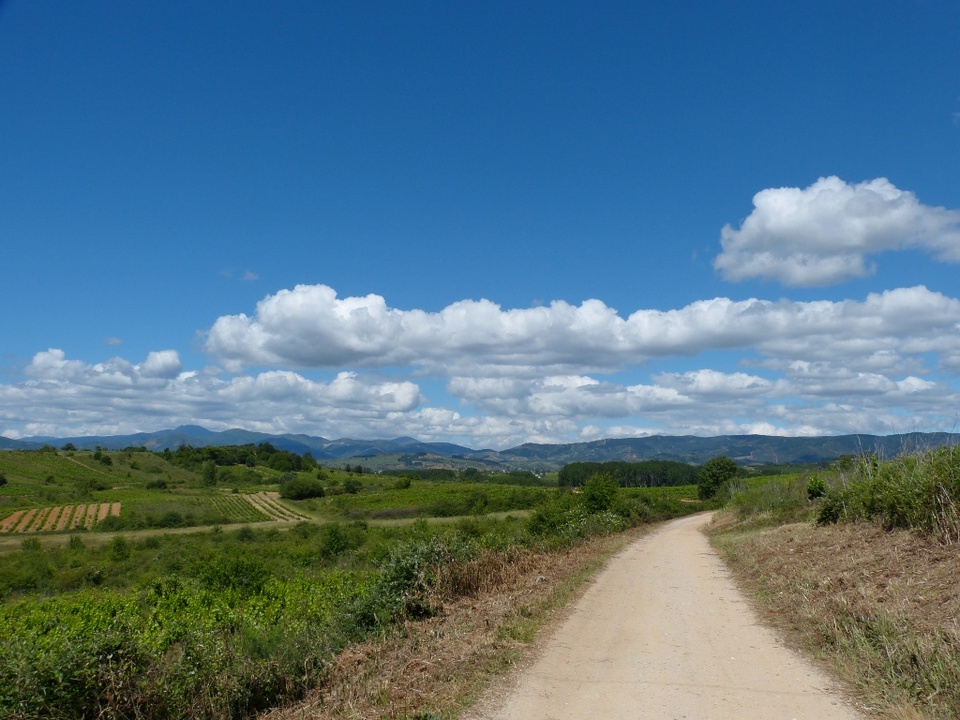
[580,473,619,513]
[806,473,827,500]
[202,460,218,486]
[0,571,369,719]
[559,460,698,488]
[697,456,739,499]
[725,474,811,524]
[279,476,326,500]
[816,447,960,542]
[314,482,549,520]
[0,445,704,719]
[165,442,307,474]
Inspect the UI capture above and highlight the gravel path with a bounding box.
[466,513,865,720]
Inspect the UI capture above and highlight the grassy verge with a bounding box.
[710,459,960,720]
[261,526,646,720]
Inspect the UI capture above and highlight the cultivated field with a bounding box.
[0,502,121,533]
[0,493,308,534]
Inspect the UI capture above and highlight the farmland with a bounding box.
[0,447,327,536]
[0,502,121,533]
[0,445,711,719]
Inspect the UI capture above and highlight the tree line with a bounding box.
[162,442,317,473]
[558,460,700,488]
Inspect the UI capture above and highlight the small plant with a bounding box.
[806,474,827,500]
[21,537,42,552]
[110,535,131,560]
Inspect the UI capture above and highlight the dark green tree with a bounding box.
[279,477,325,500]
[697,456,738,499]
[202,460,217,487]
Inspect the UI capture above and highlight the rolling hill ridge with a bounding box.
[4,426,958,471]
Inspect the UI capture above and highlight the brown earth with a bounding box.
[0,502,120,533]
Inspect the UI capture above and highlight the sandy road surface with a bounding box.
[467,513,864,720]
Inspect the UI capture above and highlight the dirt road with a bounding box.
[467,513,864,720]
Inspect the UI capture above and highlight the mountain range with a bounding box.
[3,426,958,471]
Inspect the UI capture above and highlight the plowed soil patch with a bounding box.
[0,502,121,533]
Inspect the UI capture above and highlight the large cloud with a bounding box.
[204,283,960,376]
[714,177,960,286]
[1,350,420,440]
[205,287,631,372]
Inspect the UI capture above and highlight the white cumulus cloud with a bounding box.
[714,176,960,286]
[139,350,183,379]
[203,284,960,380]
[0,349,421,440]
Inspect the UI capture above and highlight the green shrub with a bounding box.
[527,489,627,544]
[806,473,827,500]
[581,473,619,513]
[317,523,365,560]
[0,572,369,719]
[279,477,326,500]
[725,475,810,523]
[110,536,131,561]
[21,537,42,552]
[817,447,960,543]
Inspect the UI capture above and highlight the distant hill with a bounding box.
[10,426,477,462]
[3,427,958,471]
[0,435,42,451]
[490,433,959,468]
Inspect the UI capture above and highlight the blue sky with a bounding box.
[2,1,959,448]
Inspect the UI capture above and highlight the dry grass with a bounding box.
[711,515,960,719]
[261,528,645,720]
